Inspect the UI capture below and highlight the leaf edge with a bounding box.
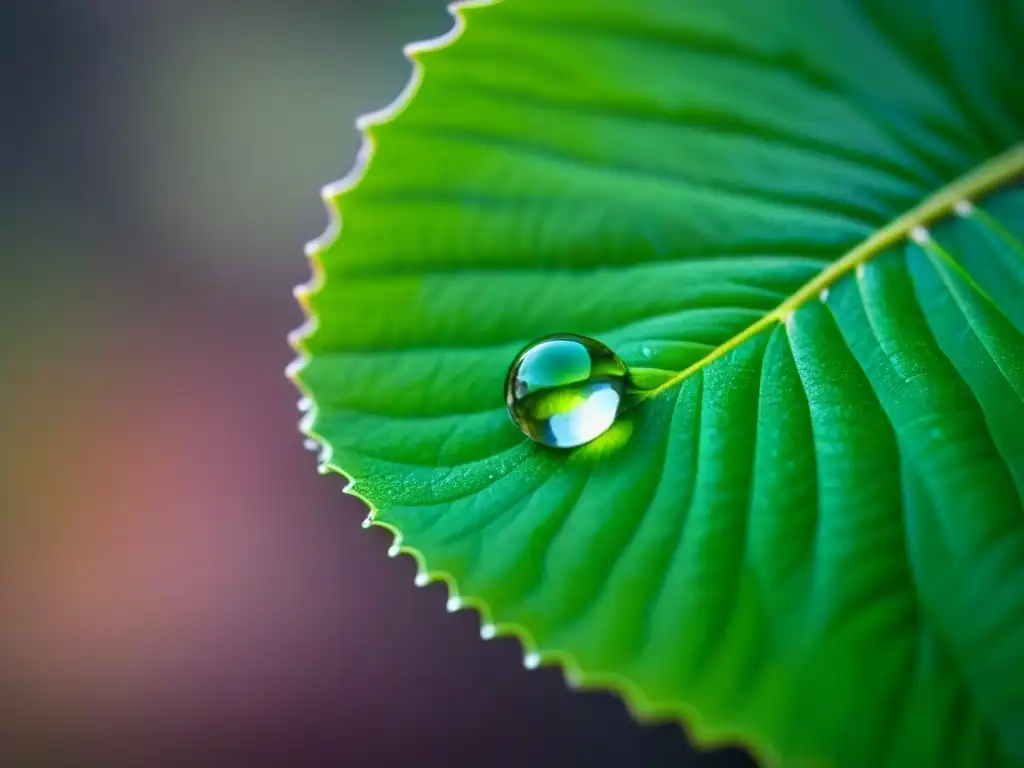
[285,0,778,763]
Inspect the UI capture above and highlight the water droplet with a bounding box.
[480,624,496,640]
[317,464,330,474]
[414,572,429,587]
[641,345,653,359]
[505,334,630,448]
[303,438,318,452]
[360,516,373,529]
[297,397,312,412]
[446,596,462,612]
[523,652,541,669]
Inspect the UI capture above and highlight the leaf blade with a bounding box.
[292,1,1024,765]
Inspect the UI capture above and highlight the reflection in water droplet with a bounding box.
[505,334,631,448]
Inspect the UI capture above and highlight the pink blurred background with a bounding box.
[0,2,750,764]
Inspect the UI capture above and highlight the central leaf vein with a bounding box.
[643,142,1024,400]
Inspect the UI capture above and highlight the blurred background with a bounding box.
[0,2,752,764]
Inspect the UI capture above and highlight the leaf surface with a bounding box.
[292,1,1024,765]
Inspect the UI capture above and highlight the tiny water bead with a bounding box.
[505,334,632,449]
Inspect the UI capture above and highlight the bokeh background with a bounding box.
[0,2,753,764]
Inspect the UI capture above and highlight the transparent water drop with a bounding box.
[505,334,630,448]
[302,438,318,452]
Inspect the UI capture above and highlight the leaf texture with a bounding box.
[292,1,1024,765]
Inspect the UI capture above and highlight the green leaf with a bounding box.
[290,1,1024,765]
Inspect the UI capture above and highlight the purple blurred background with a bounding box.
[0,2,752,765]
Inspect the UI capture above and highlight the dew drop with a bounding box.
[480,624,496,640]
[523,653,541,669]
[303,438,318,452]
[505,334,630,448]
